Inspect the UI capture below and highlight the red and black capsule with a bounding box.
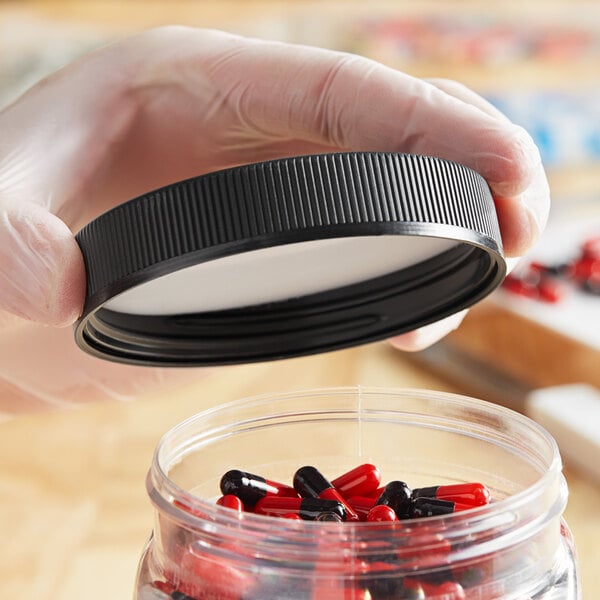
[421,581,466,599]
[315,511,344,522]
[364,486,385,498]
[367,504,398,522]
[171,592,196,600]
[282,513,302,520]
[255,496,346,521]
[397,583,426,600]
[293,466,360,521]
[409,497,457,518]
[144,586,193,600]
[216,494,245,512]
[374,480,412,519]
[331,463,381,498]
[411,483,490,507]
[362,561,406,598]
[404,579,466,599]
[347,495,377,520]
[220,469,298,506]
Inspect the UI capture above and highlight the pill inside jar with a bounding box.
[156,465,494,597]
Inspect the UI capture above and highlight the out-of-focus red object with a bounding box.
[502,235,600,302]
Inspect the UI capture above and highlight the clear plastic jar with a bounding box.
[135,387,580,599]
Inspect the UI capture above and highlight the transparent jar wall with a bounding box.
[135,387,580,600]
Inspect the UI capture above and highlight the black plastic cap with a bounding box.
[74,152,506,366]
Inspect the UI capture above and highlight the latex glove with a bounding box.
[0,27,549,411]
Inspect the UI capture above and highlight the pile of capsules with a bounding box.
[502,235,600,303]
[217,464,490,523]
[147,464,492,600]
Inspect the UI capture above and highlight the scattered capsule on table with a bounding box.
[255,496,347,521]
[411,482,490,507]
[293,465,360,521]
[538,278,564,303]
[220,469,298,506]
[374,480,412,519]
[331,463,381,498]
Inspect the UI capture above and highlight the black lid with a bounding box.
[74,152,505,366]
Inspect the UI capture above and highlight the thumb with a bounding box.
[0,201,85,326]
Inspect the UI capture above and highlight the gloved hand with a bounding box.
[0,27,549,412]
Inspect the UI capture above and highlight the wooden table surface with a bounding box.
[1,2,598,598]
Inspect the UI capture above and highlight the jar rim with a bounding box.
[148,386,565,563]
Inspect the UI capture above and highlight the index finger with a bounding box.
[181,29,547,255]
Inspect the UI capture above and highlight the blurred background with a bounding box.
[1,1,599,598]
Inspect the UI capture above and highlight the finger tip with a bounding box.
[495,197,542,258]
[388,311,468,352]
[0,205,86,327]
[52,246,86,327]
[45,223,86,327]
